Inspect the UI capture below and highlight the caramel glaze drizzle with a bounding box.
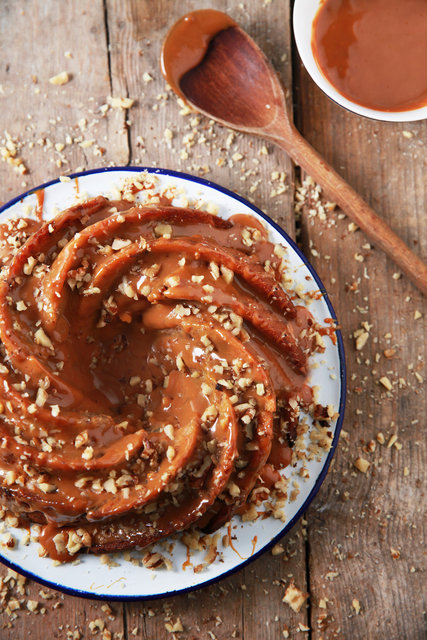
[161,9,236,101]
[0,196,330,561]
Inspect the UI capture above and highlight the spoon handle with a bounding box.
[271,126,427,296]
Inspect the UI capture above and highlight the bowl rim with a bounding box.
[0,166,346,601]
[293,0,427,123]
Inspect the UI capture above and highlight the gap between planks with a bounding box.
[103,1,309,637]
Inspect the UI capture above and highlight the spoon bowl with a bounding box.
[180,26,287,133]
[161,10,427,296]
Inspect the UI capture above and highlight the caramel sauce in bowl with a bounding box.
[293,0,427,121]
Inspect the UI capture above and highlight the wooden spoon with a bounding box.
[161,9,427,296]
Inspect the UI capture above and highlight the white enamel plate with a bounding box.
[0,168,346,600]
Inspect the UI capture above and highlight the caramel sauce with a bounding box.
[35,189,45,223]
[226,526,257,560]
[161,9,236,100]
[251,535,257,556]
[38,523,74,562]
[227,523,245,560]
[182,545,192,571]
[312,0,427,112]
[0,194,333,560]
[318,317,338,346]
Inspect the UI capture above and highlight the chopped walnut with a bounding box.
[109,96,135,109]
[34,327,54,350]
[354,457,370,473]
[282,581,309,612]
[49,71,70,85]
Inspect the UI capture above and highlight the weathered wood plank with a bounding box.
[105,0,311,637]
[0,0,127,201]
[0,1,126,638]
[105,0,297,233]
[294,58,426,640]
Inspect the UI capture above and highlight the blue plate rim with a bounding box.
[0,166,346,601]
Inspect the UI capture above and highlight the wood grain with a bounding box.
[0,0,127,197]
[105,0,310,637]
[0,1,425,639]
[295,55,426,640]
[0,1,126,637]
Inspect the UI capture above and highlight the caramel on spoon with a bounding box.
[161,9,427,296]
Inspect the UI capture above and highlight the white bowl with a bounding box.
[0,167,345,600]
[293,0,427,122]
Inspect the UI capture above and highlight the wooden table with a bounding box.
[0,1,425,638]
